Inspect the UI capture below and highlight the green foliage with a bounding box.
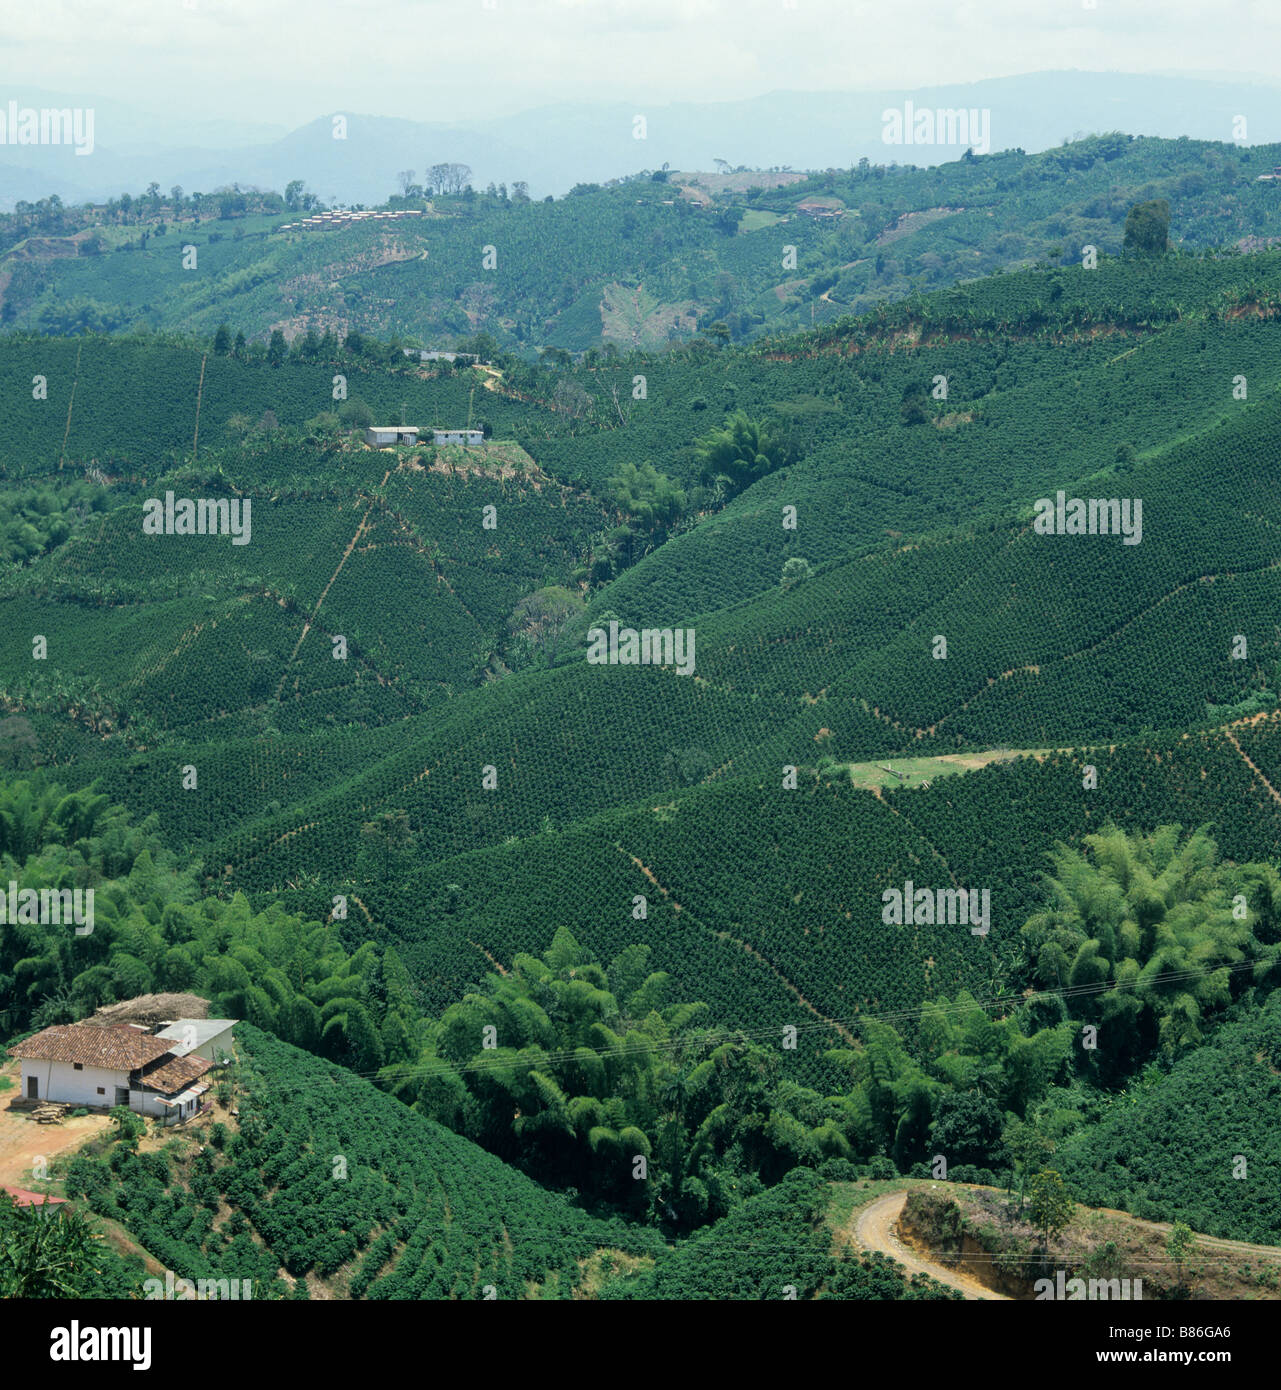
[413,929,852,1228]
[780,556,812,589]
[0,715,38,772]
[821,1246,962,1300]
[109,1105,144,1147]
[1021,826,1281,1072]
[1124,199,1171,255]
[8,136,1281,350]
[0,775,423,1069]
[0,1194,143,1298]
[603,1169,959,1299]
[1166,1220,1195,1287]
[695,411,798,501]
[603,1169,832,1299]
[1028,1168,1074,1245]
[608,461,686,538]
[0,482,108,565]
[504,586,585,670]
[71,1025,660,1298]
[4,169,1281,1292]
[1058,992,1281,1243]
[1002,1115,1056,1212]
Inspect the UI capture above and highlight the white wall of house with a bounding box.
[131,1089,170,1119]
[193,1026,235,1062]
[25,1060,130,1108]
[171,1093,203,1122]
[156,1021,236,1061]
[132,1090,201,1125]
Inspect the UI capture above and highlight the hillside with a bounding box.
[1058,994,1281,1245]
[4,217,1281,1306]
[862,1182,1281,1300]
[59,1024,661,1298]
[600,1168,960,1300]
[2,251,1279,1049]
[6,133,1281,352]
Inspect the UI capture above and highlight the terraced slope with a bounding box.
[66,1025,660,1298]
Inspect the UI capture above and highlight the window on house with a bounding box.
[96,1087,105,1095]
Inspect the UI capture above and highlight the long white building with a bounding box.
[10,1018,234,1125]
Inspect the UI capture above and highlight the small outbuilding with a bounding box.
[154,1019,238,1063]
[364,422,419,444]
[3,1185,67,1215]
[365,426,420,446]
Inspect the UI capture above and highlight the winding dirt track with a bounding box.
[853,1190,1009,1301]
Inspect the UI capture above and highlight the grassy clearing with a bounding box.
[571,1248,659,1299]
[600,281,698,350]
[738,209,784,233]
[828,749,1048,792]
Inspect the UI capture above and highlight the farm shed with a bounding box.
[366,426,420,445]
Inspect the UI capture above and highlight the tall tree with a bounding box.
[1123,199,1171,255]
[609,461,686,537]
[1021,825,1279,1068]
[1028,1169,1074,1246]
[695,411,799,501]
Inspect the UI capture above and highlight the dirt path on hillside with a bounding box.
[853,1190,1009,1301]
[1223,728,1281,804]
[618,846,857,1046]
[0,1064,112,1190]
[1083,1202,1281,1262]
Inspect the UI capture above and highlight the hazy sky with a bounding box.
[2,0,1278,129]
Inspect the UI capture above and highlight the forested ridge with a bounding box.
[6,132,1281,352]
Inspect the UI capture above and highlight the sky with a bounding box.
[1,0,1278,132]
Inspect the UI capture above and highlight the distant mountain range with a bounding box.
[3,71,1281,209]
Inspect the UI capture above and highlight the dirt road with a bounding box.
[0,1062,112,1191]
[853,1189,1009,1301]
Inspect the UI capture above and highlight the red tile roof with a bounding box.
[140,1053,212,1094]
[3,1185,67,1208]
[9,1023,172,1070]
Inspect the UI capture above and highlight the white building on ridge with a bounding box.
[9,1018,235,1126]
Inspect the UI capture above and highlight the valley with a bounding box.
[2,32,1281,1326]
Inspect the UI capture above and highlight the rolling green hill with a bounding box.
[1058,993,1281,1245]
[65,1024,661,1298]
[6,220,1281,1294]
[6,133,1281,354]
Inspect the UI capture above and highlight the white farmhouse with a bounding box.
[432,428,483,446]
[401,350,478,364]
[10,1019,234,1126]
